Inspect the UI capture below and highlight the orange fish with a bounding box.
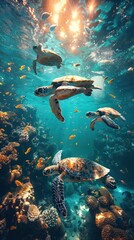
[10,226,17,231]
[15,104,23,109]
[109,94,116,99]
[108,79,114,84]
[6,67,11,72]
[20,75,26,79]
[25,147,31,155]
[69,134,76,140]
[5,92,10,95]
[19,65,25,70]
[74,109,79,113]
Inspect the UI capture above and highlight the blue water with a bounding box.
[0,0,134,239]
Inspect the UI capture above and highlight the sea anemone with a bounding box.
[95,211,116,229]
[101,224,129,240]
[86,195,98,211]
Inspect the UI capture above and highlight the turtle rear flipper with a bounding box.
[120,115,126,121]
[33,60,37,75]
[49,95,64,122]
[52,175,67,217]
[101,115,120,129]
[52,150,63,164]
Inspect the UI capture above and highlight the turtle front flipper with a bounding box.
[52,173,67,217]
[101,115,120,129]
[49,95,64,122]
[33,60,37,75]
[90,118,98,130]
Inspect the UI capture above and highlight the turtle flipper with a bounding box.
[102,174,117,189]
[120,115,126,121]
[33,60,37,75]
[52,175,67,217]
[101,115,120,129]
[90,118,97,130]
[49,95,64,122]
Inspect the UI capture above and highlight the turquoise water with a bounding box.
[0,0,134,239]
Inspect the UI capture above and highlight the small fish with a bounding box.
[108,79,114,84]
[104,76,108,80]
[15,104,23,109]
[28,67,31,71]
[8,62,14,66]
[120,180,127,185]
[74,109,79,113]
[75,142,78,146]
[118,104,122,109]
[109,94,116,99]
[73,63,81,67]
[10,226,17,231]
[20,75,26,79]
[41,12,51,21]
[120,169,125,174]
[49,24,57,31]
[19,65,25,70]
[6,67,11,72]
[5,92,10,95]
[0,82,3,85]
[25,147,31,155]
[69,134,76,140]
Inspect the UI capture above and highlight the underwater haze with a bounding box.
[0,0,134,240]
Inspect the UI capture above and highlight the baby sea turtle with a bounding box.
[33,44,63,74]
[34,75,101,122]
[43,150,116,217]
[86,107,126,130]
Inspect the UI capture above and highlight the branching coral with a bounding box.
[40,206,61,228]
[95,211,116,229]
[27,204,40,222]
[8,165,22,184]
[101,224,129,240]
[0,128,8,143]
[0,142,20,168]
[13,125,36,142]
[0,218,6,235]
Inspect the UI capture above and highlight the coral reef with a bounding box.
[27,204,40,222]
[86,187,130,240]
[40,206,61,229]
[101,224,129,240]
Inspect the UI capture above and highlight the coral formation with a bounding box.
[0,142,20,168]
[27,204,40,222]
[95,211,116,229]
[86,195,98,211]
[101,224,129,240]
[40,206,61,228]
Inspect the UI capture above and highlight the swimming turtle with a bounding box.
[34,75,101,122]
[86,107,126,130]
[43,150,116,217]
[33,44,63,74]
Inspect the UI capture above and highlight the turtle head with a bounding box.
[43,166,58,176]
[34,85,54,97]
[86,111,97,118]
[33,44,42,53]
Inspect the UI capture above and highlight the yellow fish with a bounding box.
[0,82,3,85]
[5,92,9,95]
[108,79,114,84]
[20,75,26,79]
[69,134,76,140]
[109,94,116,99]
[15,104,23,109]
[19,65,25,70]
[74,109,79,113]
[25,147,31,155]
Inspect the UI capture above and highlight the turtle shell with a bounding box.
[58,158,110,181]
[38,49,62,66]
[97,107,121,117]
[52,75,94,88]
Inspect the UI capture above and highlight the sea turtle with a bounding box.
[43,150,116,217]
[33,44,63,74]
[86,107,126,130]
[34,75,101,122]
